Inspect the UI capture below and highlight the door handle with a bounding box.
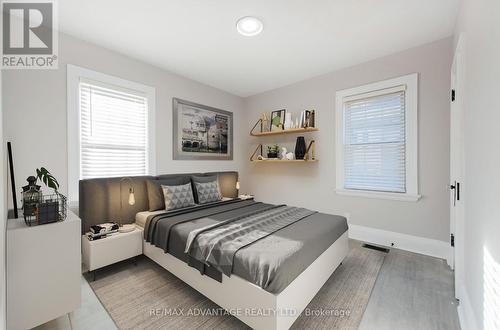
[451,181,457,206]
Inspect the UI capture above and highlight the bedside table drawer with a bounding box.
[82,227,143,271]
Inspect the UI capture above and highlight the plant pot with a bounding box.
[267,152,278,159]
[295,136,306,159]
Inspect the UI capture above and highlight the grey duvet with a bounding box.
[144,199,348,294]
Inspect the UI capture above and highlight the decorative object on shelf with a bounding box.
[173,98,233,160]
[285,152,295,160]
[260,113,270,132]
[284,112,293,130]
[267,144,280,158]
[119,177,136,233]
[295,136,307,159]
[298,110,316,128]
[280,147,288,159]
[250,144,317,162]
[22,167,67,226]
[22,176,42,221]
[309,110,316,128]
[304,140,316,160]
[270,109,286,131]
[7,142,18,218]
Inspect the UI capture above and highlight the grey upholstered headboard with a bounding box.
[79,171,239,233]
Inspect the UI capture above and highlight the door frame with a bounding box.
[450,34,466,300]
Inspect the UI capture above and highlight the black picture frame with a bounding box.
[270,109,286,131]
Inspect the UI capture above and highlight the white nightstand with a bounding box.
[7,211,81,330]
[82,225,143,279]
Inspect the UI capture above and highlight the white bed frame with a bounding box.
[143,231,349,330]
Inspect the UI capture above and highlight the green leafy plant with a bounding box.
[267,144,280,154]
[36,167,60,192]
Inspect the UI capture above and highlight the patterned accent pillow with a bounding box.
[194,181,222,204]
[161,183,195,210]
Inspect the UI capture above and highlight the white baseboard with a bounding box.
[457,284,479,330]
[348,223,451,261]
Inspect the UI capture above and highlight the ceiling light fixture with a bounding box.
[236,16,263,37]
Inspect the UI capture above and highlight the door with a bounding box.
[450,36,465,300]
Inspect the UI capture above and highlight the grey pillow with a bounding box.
[161,183,195,210]
[194,181,222,204]
[146,176,190,211]
[191,175,218,203]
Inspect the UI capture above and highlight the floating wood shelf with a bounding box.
[250,127,318,137]
[251,159,319,163]
[250,143,317,163]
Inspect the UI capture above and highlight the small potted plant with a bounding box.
[267,144,280,159]
[36,167,65,224]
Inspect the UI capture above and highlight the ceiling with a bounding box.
[59,0,460,97]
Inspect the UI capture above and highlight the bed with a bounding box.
[79,172,349,330]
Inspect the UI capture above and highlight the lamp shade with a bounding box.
[236,181,240,190]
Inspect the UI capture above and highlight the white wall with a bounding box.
[454,0,500,328]
[2,33,245,208]
[243,38,453,243]
[0,69,6,330]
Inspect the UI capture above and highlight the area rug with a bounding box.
[86,244,386,329]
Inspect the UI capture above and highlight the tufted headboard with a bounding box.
[79,171,239,233]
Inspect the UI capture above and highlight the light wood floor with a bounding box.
[35,241,460,330]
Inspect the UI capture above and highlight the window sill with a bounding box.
[335,189,421,202]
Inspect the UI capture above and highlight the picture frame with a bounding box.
[173,98,233,160]
[270,109,286,131]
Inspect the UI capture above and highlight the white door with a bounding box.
[450,36,465,300]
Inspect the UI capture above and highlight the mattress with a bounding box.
[143,200,348,294]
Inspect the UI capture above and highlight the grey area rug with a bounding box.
[86,244,385,330]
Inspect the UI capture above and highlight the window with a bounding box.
[79,81,148,179]
[335,74,420,201]
[68,65,155,202]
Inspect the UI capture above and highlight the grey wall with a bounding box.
[454,0,500,328]
[2,33,244,208]
[243,38,452,242]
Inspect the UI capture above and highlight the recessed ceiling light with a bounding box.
[236,16,263,37]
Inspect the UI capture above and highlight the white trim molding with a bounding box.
[456,284,479,330]
[335,73,420,201]
[348,223,451,261]
[67,64,156,203]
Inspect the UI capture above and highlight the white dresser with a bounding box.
[7,211,81,330]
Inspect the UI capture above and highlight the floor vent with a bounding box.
[362,243,390,253]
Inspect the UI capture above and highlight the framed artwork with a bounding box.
[173,98,233,160]
[270,109,286,131]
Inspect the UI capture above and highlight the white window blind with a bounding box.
[343,88,406,193]
[79,80,149,179]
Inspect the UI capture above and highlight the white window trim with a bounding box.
[67,64,156,204]
[335,73,420,202]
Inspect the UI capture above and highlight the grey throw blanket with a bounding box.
[184,205,317,276]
